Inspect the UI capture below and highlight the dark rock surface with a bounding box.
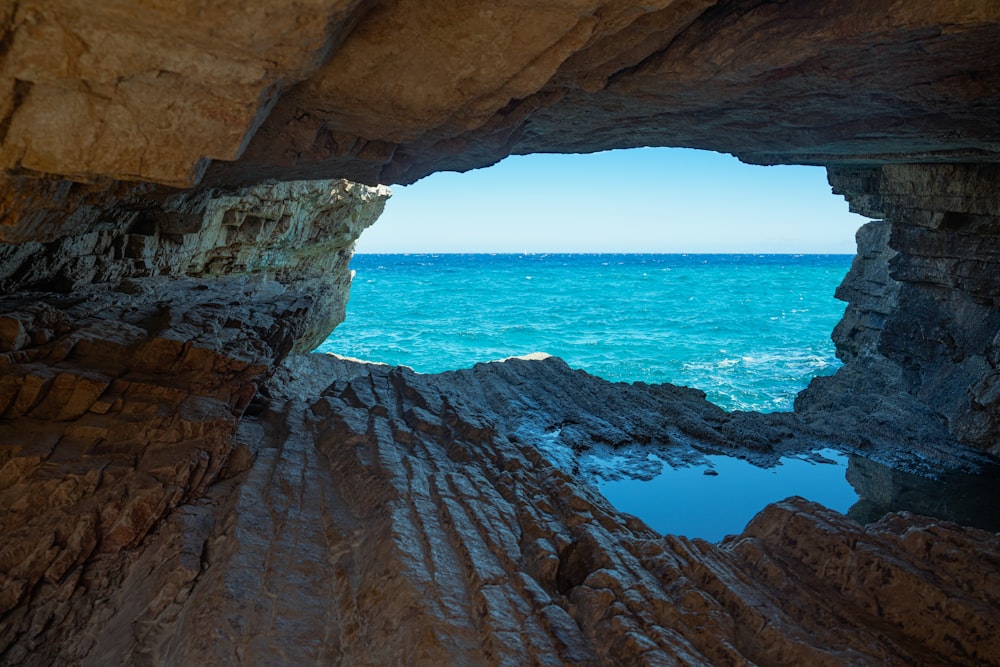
[798,164,1000,455]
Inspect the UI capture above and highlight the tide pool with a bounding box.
[596,450,858,542]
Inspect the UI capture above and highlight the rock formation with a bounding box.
[5,353,999,665]
[1,1,999,665]
[4,1,1000,186]
[798,165,1000,455]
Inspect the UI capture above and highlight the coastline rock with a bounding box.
[798,164,1000,455]
[0,180,385,661]
[0,178,388,349]
[9,353,997,665]
[1,2,1000,664]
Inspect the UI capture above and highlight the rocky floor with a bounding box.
[5,350,998,665]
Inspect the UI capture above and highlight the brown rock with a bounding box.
[20,354,986,667]
[3,1,999,186]
[1,3,999,665]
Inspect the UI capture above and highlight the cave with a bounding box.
[2,2,1000,665]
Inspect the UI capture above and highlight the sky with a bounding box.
[355,147,867,254]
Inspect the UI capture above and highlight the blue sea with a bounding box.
[316,253,852,412]
[315,253,1000,541]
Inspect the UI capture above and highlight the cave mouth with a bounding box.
[312,148,876,541]
[315,147,863,413]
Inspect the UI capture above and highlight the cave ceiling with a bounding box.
[1,0,999,189]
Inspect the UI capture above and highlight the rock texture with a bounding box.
[2,1,999,186]
[798,164,1000,455]
[2,1,1000,665]
[0,178,388,349]
[4,353,1000,665]
[0,181,385,663]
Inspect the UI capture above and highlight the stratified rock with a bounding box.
[0,180,385,662]
[2,3,1000,665]
[13,354,995,666]
[0,178,388,349]
[798,164,1000,455]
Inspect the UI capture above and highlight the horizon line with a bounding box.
[351,251,856,256]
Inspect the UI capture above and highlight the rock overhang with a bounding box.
[2,3,1000,664]
[1,0,999,189]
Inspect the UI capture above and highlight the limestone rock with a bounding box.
[0,177,386,661]
[9,354,997,665]
[0,0,371,186]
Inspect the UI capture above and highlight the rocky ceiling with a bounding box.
[2,0,999,189]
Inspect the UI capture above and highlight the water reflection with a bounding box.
[597,449,1000,542]
[597,449,858,542]
[846,455,1000,533]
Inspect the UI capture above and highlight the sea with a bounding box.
[314,254,1000,541]
[316,253,852,412]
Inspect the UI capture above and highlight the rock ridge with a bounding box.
[8,353,997,665]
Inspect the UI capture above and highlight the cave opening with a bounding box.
[316,147,864,412]
[308,147,898,540]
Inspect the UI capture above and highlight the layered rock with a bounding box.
[2,1,1000,665]
[8,354,998,665]
[0,181,386,661]
[0,178,388,349]
[798,164,1000,455]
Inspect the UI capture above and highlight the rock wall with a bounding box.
[0,180,386,661]
[2,1,1000,665]
[0,178,388,349]
[799,164,1000,455]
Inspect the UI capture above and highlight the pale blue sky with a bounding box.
[356,148,866,253]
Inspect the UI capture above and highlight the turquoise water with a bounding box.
[316,253,862,540]
[317,253,852,412]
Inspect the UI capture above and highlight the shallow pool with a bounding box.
[597,449,858,542]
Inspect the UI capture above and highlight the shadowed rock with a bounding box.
[11,353,995,665]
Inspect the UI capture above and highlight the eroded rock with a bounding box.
[11,353,993,665]
[799,164,1000,455]
[1,2,1000,664]
[3,2,999,186]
